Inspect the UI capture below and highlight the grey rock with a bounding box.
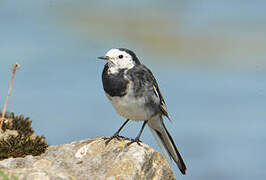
[0,137,175,180]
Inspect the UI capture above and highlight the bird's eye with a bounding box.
[118,55,123,59]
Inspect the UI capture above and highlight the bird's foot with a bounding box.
[103,133,127,146]
[125,137,142,147]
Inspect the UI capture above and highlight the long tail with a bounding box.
[148,115,187,175]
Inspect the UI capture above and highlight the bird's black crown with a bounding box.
[118,48,141,65]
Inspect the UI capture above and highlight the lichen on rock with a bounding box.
[0,111,48,160]
[0,137,175,180]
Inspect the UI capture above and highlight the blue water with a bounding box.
[1,1,266,179]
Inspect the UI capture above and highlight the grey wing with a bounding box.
[152,80,170,119]
[128,64,170,119]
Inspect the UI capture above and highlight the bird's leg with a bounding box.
[104,119,130,145]
[126,120,148,147]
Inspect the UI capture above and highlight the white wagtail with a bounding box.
[98,48,186,175]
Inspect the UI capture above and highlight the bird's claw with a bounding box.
[125,137,142,147]
[103,134,127,146]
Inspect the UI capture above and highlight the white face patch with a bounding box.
[105,49,135,74]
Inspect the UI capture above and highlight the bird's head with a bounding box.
[98,48,141,70]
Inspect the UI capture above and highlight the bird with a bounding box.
[98,48,187,175]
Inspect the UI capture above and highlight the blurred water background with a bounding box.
[0,0,266,179]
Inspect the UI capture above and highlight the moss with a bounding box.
[0,112,48,160]
[0,170,18,180]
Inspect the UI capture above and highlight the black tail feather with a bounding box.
[155,124,187,175]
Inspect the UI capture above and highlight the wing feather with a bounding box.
[152,82,170,120]
[127,64,170,120]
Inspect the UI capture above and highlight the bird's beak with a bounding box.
[98,56,109,60]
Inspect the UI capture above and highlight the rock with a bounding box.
[0,137,175,180]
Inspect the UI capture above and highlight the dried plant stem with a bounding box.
[0,62,20,129]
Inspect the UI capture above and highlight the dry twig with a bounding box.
[0,62,20,130]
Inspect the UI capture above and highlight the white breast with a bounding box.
[106,82,155,121]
